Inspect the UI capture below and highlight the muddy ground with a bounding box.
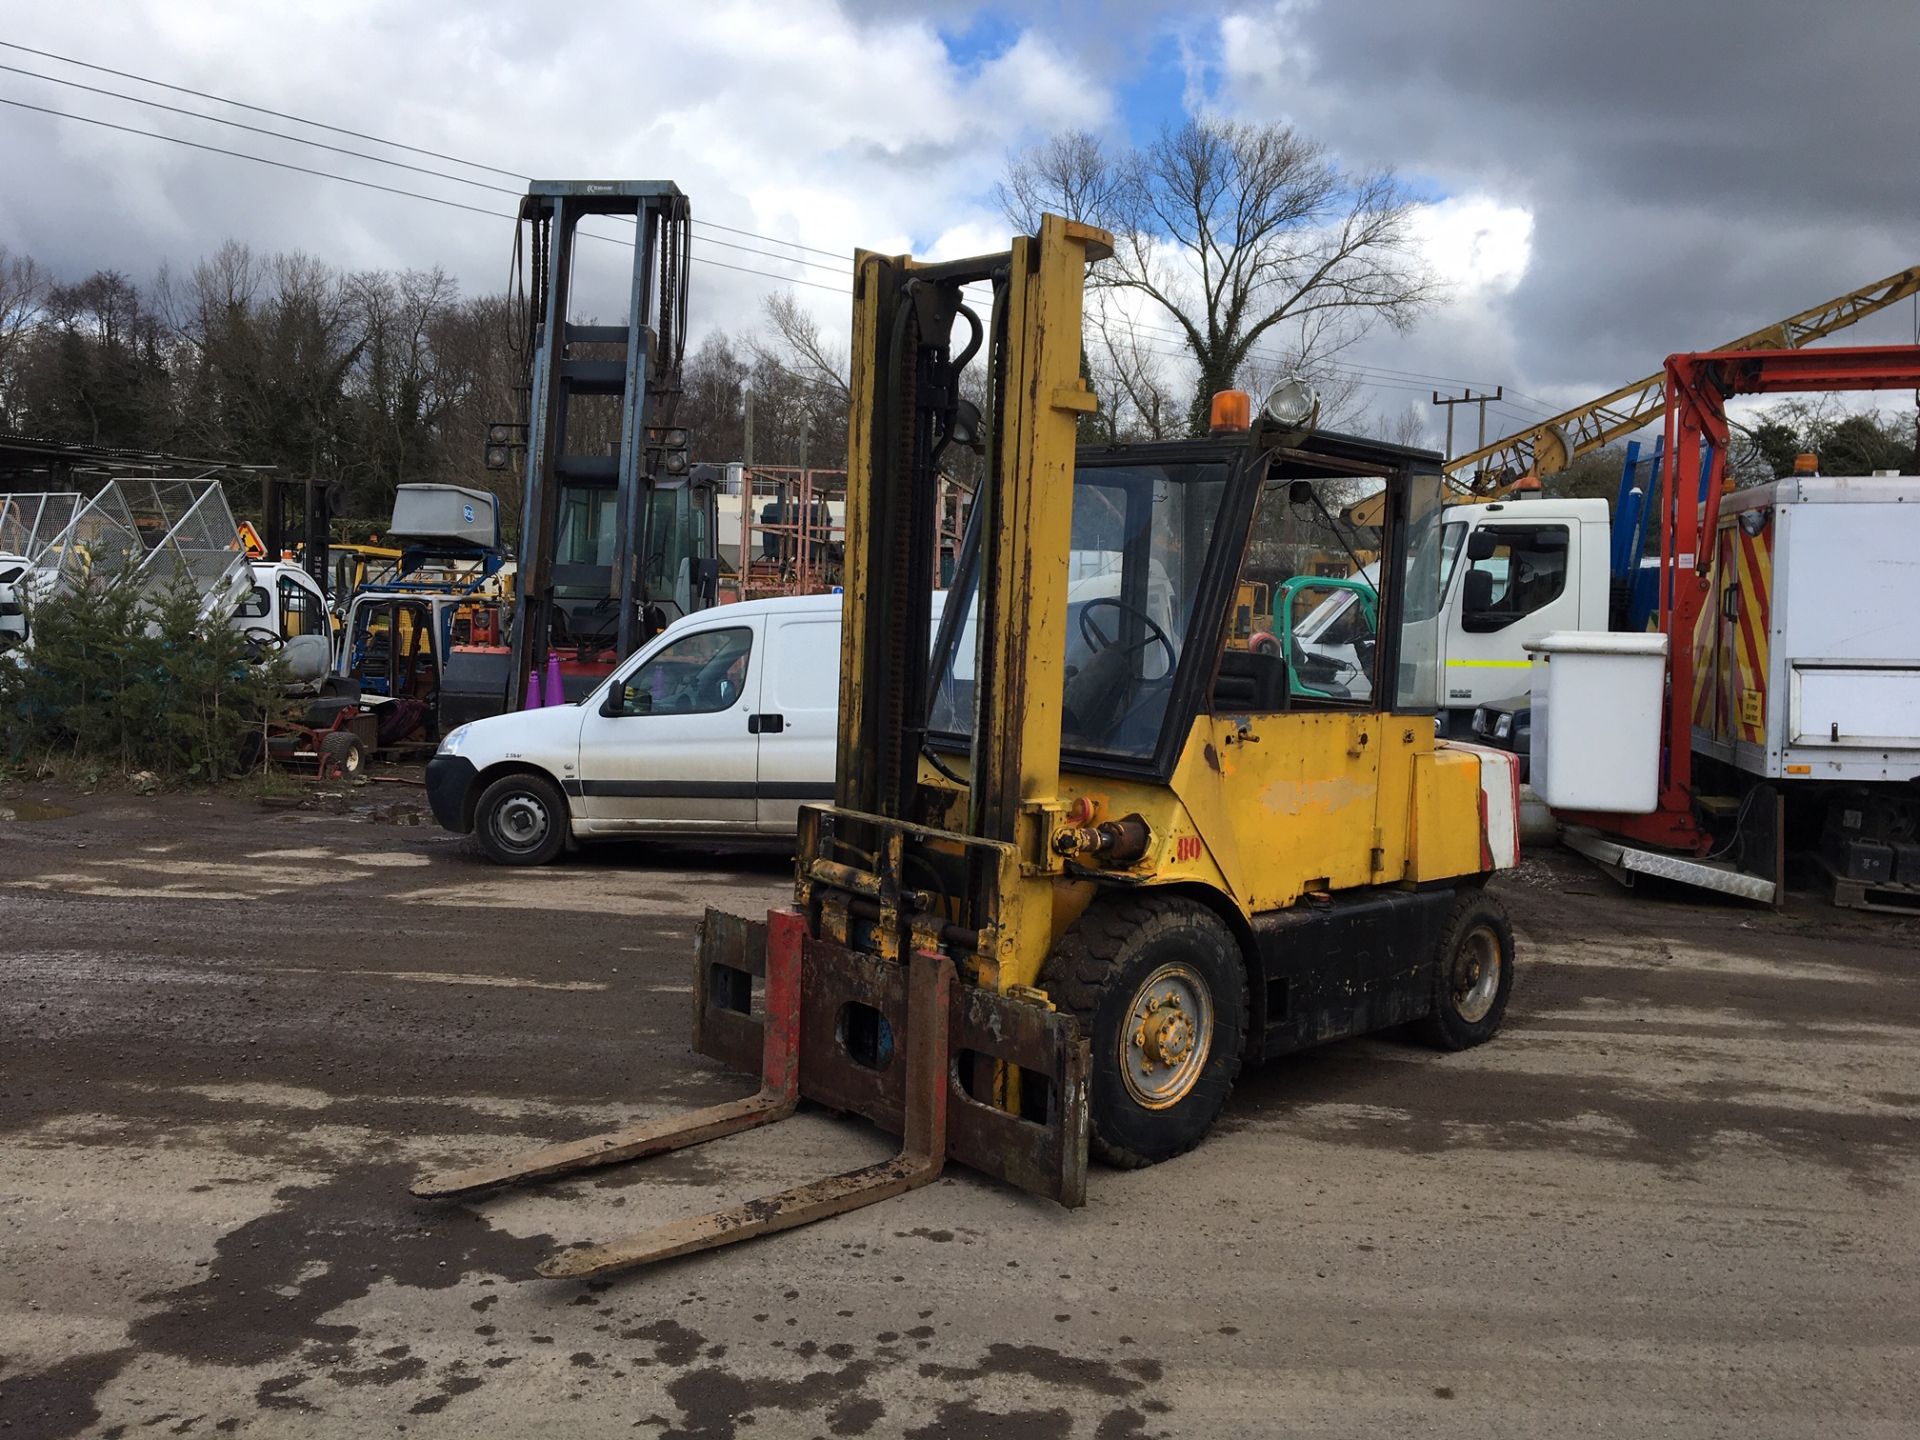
[0,784,1915,1438]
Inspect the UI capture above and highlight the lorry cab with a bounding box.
[1438,496,1610,723]
[428,591,945,864]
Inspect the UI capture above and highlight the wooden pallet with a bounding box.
[1827,867,1920,917]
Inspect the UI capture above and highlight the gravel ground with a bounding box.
[1,785,1914,1438]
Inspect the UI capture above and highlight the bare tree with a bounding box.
[754,292,851,407]
[747,293,852,469]
[1363,402,1433,450]
[1005,120,1442,433]
[996,130,1127,236]
[1085,296,1182,442]
[0,247,53,426]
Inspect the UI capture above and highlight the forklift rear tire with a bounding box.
[1422,887,1514,1051]
[1042,895,1247,1169]
[475,772,569,867]
[319,731,365,779]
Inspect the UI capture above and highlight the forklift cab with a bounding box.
[234,561,331,648]
[929,432,1448,775]
[339,591,458,746]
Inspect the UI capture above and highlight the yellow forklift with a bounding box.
[414,216,1522,1275]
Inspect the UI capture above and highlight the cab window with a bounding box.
[1217,477,1382,711]
[277,576,322,639]
[609,627,752,717]
[236,585,270,619]
[1459,524,1569,633]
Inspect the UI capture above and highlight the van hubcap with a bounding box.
[496,795,549,849]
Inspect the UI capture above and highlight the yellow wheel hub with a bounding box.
[1120,962,1213,1110]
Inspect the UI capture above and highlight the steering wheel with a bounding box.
[243,627,285,652]
[1078,598,1176,673]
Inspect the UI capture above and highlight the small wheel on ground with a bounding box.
[474,771,569,866]
[319,731,365,780]
[1040,894,1248,1168]
[1422,886,1515,1050]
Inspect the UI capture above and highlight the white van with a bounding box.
[427,592,940,865]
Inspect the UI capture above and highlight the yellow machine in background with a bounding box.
[415,215,1523,1276]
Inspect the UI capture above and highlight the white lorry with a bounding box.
[1289,495,1612,734]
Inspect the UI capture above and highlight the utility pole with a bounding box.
[1431,386,1504,460]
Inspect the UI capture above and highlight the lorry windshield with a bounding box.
[929,460,1232,763]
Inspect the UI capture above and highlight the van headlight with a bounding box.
[1494,713,1513,740]
[437,724,473,757]
[1470,707,1491,736]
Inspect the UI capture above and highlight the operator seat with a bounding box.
[281,633,332,692]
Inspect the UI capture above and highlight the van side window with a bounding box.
[611,626,753,717]
[1459,524,1569,634]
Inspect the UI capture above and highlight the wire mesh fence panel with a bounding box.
[143,480,250,612]
[0,493,84,563]
[45,485,144,591]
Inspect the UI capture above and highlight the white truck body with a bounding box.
[1694,475,1920,785]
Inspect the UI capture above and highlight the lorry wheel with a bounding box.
[1422,887,1515,1051]
[1041,895,1247,1168]
[319,731,365,779]
[475,772,568,866]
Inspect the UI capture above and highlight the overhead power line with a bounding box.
[0,93,854,295]
[0,37,525,180]
[2,60,857,282]
[1,43,1552,417]
[1,39,853,271]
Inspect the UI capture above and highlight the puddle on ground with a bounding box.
[0,799,76,821]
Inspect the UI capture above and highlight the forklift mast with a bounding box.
[506,181,698,708]
[840,215,1109,839]
[260,474,338,595]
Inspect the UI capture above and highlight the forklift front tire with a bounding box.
[475,772,569,867]
[1422,888,1514,1051]
[1043,895,1247,1169]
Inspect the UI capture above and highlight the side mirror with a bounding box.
[1466,528,1498,563]
[603,685,649,717]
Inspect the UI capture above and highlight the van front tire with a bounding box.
[474,772,569,867]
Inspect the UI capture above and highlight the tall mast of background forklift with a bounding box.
[260,474,337,595]
[506,181,695,709]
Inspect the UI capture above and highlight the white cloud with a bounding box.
[0,1,1114,350]
[1409,196,1533,296]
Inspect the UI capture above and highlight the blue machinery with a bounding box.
[1612,435,1714,633]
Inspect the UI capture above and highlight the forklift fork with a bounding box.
[409,910,1009,1280]
[537,944,952,1279]
[409,909,807,1204]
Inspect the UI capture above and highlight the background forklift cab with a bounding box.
[233,561,330,648]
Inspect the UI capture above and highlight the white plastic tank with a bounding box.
[1525,631,1668,813]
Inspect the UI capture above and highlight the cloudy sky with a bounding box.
[3,1,1916,447]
